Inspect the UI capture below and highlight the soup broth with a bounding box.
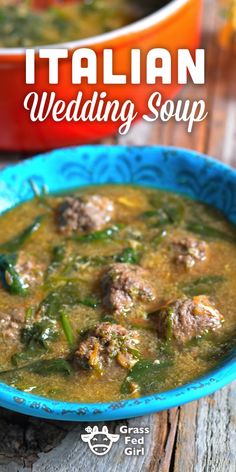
[0,185,235,403]
[0,0,170,48]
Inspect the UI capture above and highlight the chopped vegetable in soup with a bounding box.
[0,0,170,48]
[0,184,236,403]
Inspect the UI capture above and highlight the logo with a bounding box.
[81,426,120,456]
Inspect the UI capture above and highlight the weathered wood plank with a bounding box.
[0,382,235,472]
[120,0,217,152]
[173,381,236,472]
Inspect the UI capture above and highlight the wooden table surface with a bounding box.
[0,1,236,471]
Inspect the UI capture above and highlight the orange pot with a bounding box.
[0,0,203,151]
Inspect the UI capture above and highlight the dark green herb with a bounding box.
[45,244,66,279]
[0,253,27,295]
[180,275,225,296]
[79,296,98,308]
[75,255,111,266]
[0,359,73,379]
[51,244,66,264]
[56,284,98,309]
[12,320,59,366]
[72,224,124,243]
[158,341,175,358]
[25,306,35,321]
[60,254,110,276]
[38,283,98,319]
[29,180,51,209]
[166,308,174,341]
[148,307,174,342]
[115,247,141,264]
[101,314,116,323]
[186,221,235,243]
[143,194,185,228]
[40,284,82,318]
[11,349,45,367]
[121,358,173,395]
[0,215,44,253]
[28,359,73,376]
[47,245,141,282]
[60,310,75,349]
[21,320,59,350]
[57,248,141,274]
[151,229,168,246]
[127,347,140,360]
[142,204,184,228]
[142,208,171,226]
[38,291,62,319]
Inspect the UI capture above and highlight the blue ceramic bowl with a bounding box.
[0,145,236,422]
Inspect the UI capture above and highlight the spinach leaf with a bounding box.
[72,224,123,243]
[0,359,73,379]
[27,359,73,376]
[186,221,236,243]
[143,195,185,228]
[115,247,141,264]
[79,296,98,308]
[121,359,173,395]
[11,349,45,367]
[0,215,45,295]
[39,283,98,319]
[151,229,168,246]
[0,215,44,253]
[39,284,82,318]
[0,253,27,295]
[56,283,98,309]
[142,208,170,224]
[60,310,75,348]
[25,306,36,321]
[45,244,66,278]
[54,247,141,276]
[180,275,225,296]
[11,320,59,366]
[52,244,66,263]
[38,291,62,319]
[75,255,111,266]
[29,180,51,209]
[47,245,140,282]
[21,320,58,350]
[59,254,111,277]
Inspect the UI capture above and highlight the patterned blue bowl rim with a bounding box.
[0,145,235,422]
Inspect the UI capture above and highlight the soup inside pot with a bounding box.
[0,0,171,48]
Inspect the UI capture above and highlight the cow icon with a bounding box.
[81,426,120,456]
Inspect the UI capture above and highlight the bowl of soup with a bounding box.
[0,0,202,151]
[0,145,235,421]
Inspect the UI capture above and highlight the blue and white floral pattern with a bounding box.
[1,145,236,222]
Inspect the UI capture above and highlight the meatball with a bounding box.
[74,322,139,372]
[0,308,24,340]
[57,195,114,235]
[151,295,223,344]
[101,263,155,315]
[171,237,207,269]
